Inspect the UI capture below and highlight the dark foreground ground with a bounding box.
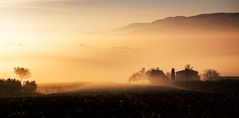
[0,85,239,118]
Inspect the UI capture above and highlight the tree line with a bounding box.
[129,67,168,84]
[0,67,37,96]
[129,64,220,84]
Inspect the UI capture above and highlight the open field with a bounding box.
[0,85,239,118]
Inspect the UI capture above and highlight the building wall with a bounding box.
[175,69,200,81]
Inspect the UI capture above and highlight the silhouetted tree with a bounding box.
[146,67,168,84]
[185,64,193,70]
[22,81,37,93]
[129,67,170,84]
[171,68,176,81]
[129,68,148,83]
[0,77,38,96]
[0,78,22,95]
[203,69,220,81]
[14,67,31,82]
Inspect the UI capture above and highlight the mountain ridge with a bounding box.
[114,13,239,33]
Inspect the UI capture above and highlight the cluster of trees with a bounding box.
[0,67,37,96]
[129,65,221,84]
[129,67,168,84]
[0,78,21,94]
[0,79,37,94]
[129,68,148,83]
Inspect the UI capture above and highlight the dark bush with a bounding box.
[0,78,37,96]
[0,78,22,95]
[22,81,37,93]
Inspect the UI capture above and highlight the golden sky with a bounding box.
[0,0,239,83]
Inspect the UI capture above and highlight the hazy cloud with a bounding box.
[2,0,239,11]
[74,42,100,50]
[0,41,23,47]
[111,46,140,54]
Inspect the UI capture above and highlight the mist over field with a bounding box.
[1,14,239,83]
[1,1,239,117]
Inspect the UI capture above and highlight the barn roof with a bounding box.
[176,69,198,74]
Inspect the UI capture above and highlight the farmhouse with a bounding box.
[175,68,200,81]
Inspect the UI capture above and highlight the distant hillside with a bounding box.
[114,13,239,33]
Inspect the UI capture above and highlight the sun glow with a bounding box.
[1,0,239,83]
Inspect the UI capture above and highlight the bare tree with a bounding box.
[14,67,31,82]
[203,69,220,81]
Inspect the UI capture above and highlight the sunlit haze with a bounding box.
[1,0,239,83]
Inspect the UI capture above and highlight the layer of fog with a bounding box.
[1,31,239,83]
[37,82,191,94]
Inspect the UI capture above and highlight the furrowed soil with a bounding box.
[0,85,238,118]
